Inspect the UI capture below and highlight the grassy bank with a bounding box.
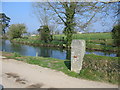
[2,51,119,84]
[12,37,66,48]
[11,32,117,52]
[86,43,117,52]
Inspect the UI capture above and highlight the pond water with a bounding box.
[0,40,117,60]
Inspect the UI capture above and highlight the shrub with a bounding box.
[37,25,53,43]
[112,24,120,46]
[8,24,27,39]
[111,24,120,57]
[13,52,21,57]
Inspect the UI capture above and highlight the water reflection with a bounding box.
[86,50,117,57]
[1,40,68,60]
[36,47,52,57]
[1,39,118,60]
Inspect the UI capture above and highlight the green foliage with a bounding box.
[8,24,27,39]
[111,24,120,57]
[13,52,21,57]
[38,25,53,43]
[82,54,119,83]
[0,13,10,35]
[62,3,76,47]
[112,24,120,47]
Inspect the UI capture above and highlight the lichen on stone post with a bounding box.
[71,40,86,73]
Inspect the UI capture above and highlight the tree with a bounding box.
[33,3,55,43]
[0,13,10,35]
[37,25,53,43]
[111,24,120,57]
[8,24,27,39]
[33,2,119,47]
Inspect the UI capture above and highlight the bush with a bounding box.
[8,24,27,39]
[112,24,120,46]
[37,25,53,43]
[111,24,120,57]
[13,52,21,57]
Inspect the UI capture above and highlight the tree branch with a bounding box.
[48,2,66,25]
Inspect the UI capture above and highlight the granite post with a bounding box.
[71,40,86,73]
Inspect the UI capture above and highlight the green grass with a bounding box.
[2,51,119,85]
[12,32,117,52]
[22,32,112,41]
[54,32,112,40]
[13,37,64,46]
[86,43,117,51]
[86,39,114,45]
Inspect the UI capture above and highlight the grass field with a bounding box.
[54,32,112,40]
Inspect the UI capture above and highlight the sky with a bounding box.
[1,2,118,33]
[2,2,40,33]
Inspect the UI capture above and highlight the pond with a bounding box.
[0,39,117,60]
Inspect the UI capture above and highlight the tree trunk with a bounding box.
[63,2,76,47]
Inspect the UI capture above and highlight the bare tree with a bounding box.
[33,1,119,47]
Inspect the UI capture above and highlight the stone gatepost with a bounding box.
[71,40,86,73]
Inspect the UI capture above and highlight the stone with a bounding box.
[71,40,86,73]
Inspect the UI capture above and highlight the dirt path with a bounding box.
[0,56,118,88]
